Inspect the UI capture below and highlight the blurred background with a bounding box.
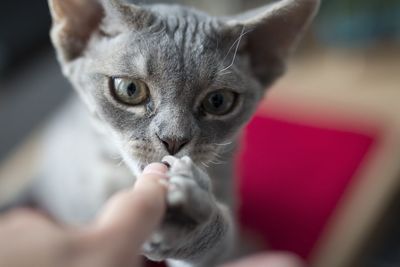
[0,1,399,267]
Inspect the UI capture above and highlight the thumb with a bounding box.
[220,253,305,267]
[94,163,169,250]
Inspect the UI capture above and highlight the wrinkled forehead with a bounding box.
[88,8,250,94]
[94,29,225,82]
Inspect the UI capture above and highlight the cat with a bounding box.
[8,0,320,266]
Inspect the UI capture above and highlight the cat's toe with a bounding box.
[142,230,183,261]
[143,237,170,260]
[167,180,187,207]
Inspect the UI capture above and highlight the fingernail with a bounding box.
[162,161,171,169]
[142,163,168,177]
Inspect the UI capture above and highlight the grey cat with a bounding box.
[13,0,319,266]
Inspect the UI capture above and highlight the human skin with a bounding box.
[0,162,303,267]
[222,253,305,267]
[0,163,169,267]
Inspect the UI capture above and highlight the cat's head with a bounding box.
[48,0,319,174]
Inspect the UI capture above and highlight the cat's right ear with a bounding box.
[222,0,320,87]
[48,0,152,63]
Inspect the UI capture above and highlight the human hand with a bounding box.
[222,253,306,267]
[0,163,169,267]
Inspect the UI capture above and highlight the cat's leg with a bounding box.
[143,156,235,267]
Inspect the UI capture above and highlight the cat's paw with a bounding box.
[142,155,215,261]
[163,155,214,223]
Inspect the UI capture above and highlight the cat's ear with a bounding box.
[223,0,320,86]
[48,0,152,62]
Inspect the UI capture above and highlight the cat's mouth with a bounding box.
[136,155,181,171]
[133,153,212,174]
[131,152,194,173]
[125,141,227,174]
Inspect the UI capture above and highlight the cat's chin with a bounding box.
[122,151,206,176]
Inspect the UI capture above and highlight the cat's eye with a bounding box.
[110,77,149,106]
[201,90,237,116]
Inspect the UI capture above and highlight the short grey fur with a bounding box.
[31,0,320,266]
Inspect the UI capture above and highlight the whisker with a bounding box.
[218,70,233,77]
[218,26,251,74]
[201,161,210,168]
[210,162,223,166]
[117,159,124,167]
[211,151,223,158]
[200,149,227,165]
[109,154,123,160]
[214,142,233,146]
[219,26,245,65]
[211,156,227,164]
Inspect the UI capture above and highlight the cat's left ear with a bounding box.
[48,0,152,63]
[223,0,320,86]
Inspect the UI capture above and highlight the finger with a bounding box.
[220,253,305,267]
[142,162,169,177]
[0,208,52,228]
[95,163,169,249]
[161,155,178,168]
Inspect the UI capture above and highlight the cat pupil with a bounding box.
[127,83,137,97]
[211,94,224,109]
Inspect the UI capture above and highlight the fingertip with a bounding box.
[142,162,169,176]
[221,253,305,267]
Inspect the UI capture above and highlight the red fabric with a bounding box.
[237,106,378,261]
[145,103,379,266]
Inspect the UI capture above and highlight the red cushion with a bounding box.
[237,103,379,261]
[146,102,379,266]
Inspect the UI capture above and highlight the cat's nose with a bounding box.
[158,136,189,155]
